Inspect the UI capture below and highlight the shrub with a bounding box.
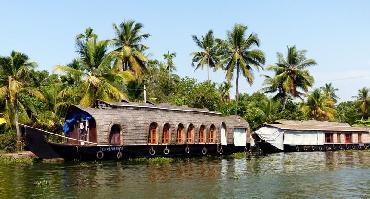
[0,130,17,153]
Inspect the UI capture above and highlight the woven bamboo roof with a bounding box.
[266,120,369,133]
[95,100,222,115]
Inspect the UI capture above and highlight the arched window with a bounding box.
[109,124,121,145]
[208,124,216,143]
[176,123,185,144]
[148,122,158,144]
[186,124,195,144]
[199,125,206,143]
[162,123,171,144]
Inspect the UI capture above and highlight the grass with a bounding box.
[228,152,248,159]
[128,157,174,165]
[0,155,34,166]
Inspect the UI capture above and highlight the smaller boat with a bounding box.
[253,120,370,153]
[22,100,251,161]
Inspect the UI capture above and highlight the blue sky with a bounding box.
[1,0,370,101]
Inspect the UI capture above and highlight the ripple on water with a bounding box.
[0,151,369,198]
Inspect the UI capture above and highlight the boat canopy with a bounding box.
[63,107,93,135]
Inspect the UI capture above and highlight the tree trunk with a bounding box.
[282,96,288,111]
[235,64,240,101]
[207,65,210,81]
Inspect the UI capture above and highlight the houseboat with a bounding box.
[253,120,370,153]
[21,100,251,161]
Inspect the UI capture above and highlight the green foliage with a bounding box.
[336,101,360,124]
[0,129,17,152]
[0,155,34,165]
[228,152,247,159]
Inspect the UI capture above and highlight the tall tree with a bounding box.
[321,83,339,103]
[55,28,132,107]
[354,87,370,119]
[0,51,45,140]
[111,20,150,75]
[264,46,316,109]
[300,89,336,121]
[191,30,219,81]
[218,24,265,100]
[162,51,176,73]
[218,81,231,102]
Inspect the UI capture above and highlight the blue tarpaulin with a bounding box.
[63,111,93,135]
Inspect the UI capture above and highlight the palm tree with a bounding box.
[191,30,219,81]
[321,83,339,102]
[264,46,316,109]
[163,51,176,73]
[218,24,265,100]
[55,28,132,107]
[0,51,45,140]
[261,74,287,101]
[354,87,370,119]
[111,20,150,75]
[218,82,231,102]
[300,89,336,121]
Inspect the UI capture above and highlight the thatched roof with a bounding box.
[265,120,369,133]
[96,100,222,115]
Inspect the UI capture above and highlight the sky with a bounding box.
[1,0,370,101]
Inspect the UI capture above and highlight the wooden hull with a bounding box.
[23,125,248,161]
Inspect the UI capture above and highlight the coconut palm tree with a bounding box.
[191,30,219,81]
[55,28,132,107]
[321,83,339,102]
[163,51,176,73]
[261,74,287,101]
[218,81,231,102]
[264,46,316,109]
[354,87,370,119]
[0,51,45,140]
[300,89,336,121]
[218,24,265,100]
[111,20,150,75]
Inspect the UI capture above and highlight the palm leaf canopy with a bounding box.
[220,24,265,85]
[111,20,150,75]
[264,46,316,98]
[191,30,219,71]
[55,28,133,107]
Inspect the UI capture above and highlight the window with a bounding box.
[345,134,352,143]
[109,124,121,145]
[208,124,216,143]
[162,123,171,144]
[176,123,185,144]
[325,133,334,143]
[148,122,158,144]
[358,133,362,143]
[186,124,195,143]
[337,133,341,143]
[199,125,206,143]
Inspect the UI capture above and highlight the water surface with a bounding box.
[0,151,369,198]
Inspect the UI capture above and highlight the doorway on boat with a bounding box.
[220,122,227,146]
[233,128,246,146]
[148,122,158,144]
[176,123,185,144]
[162,123,171,144]
[109,124,121,145]
[186,123,195,144]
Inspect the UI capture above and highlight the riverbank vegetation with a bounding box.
[1,20,369,152]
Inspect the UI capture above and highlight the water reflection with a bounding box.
[0,151,369,198]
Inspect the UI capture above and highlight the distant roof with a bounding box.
[95,100,222,115]
[265,120,370,132]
